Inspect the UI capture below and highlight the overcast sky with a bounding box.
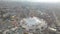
[2,0,60,3]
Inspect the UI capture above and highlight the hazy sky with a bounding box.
[28,0,60,3]
[2,0,60,3]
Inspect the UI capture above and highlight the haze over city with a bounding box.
[1,0,60,3]
[0,0,60,34]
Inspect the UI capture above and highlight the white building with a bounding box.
[20,16,47,34]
